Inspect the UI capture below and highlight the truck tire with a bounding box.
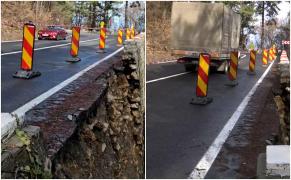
[184,64,196,72]
[224,60,230,74]
[216,60,229,74]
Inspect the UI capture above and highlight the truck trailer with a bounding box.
[171,2,241,72]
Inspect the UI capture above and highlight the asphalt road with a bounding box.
[146,54,272,178]
[1,32,121,112]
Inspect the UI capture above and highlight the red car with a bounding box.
[38,26,67,40]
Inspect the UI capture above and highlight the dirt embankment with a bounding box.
[146,1,179,64]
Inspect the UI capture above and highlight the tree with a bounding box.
[255,18,277,49]
[1,1,75,40]
[87,1,98,28]
[96,1,121,28]
[125,1,128,28]
[127,1,145,30]
[255,1,280,49]
[223,1,256,49]
[51,2,74,26]
[274,12,290,56]
[73,1,89,26]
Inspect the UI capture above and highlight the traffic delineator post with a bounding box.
[126,28,131,40]
[225,51,239,87]
[279,50,289,64]
[269,48,274,62]
[66,26,81,63]
[117,28,123,46]
[262,49,268,66]
[247,50,256,75]
[130,26,135,39]
[273,45,277,60]
[273,45,277,54]
[272,48,275,61]
[97,21,106,53]
[190,53,213,105]
[13,22,41,79]
[269,47,276,62]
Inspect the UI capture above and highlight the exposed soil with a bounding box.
[25,54,122,159]
[22,39,145,178]
[206,62,281,178]
[23,53,144,178]
[146,1,176,64]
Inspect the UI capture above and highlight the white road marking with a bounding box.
[146,72,190,84]
[2,39,37,43]
[188,60,275,179]
[1,38,100,56]
[240,54,247,59]
[1,33,73,43]
[238,54,247,64]
[1,47,124,138]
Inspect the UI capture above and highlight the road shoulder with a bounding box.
[206,62,281,178]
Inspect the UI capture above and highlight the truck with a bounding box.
[170,2,241,73]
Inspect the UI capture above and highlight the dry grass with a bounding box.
[1,1,72,41]
[146,2,178,64]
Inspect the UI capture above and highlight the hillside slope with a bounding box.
[146,2,179,64]
[1,1,73,41]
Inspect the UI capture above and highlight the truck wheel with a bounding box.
[216,60,229,74]
[224,61,230,74]
[184,64,196,72]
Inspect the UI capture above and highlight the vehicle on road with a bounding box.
[171,2,241,73]
[38,25,67,40]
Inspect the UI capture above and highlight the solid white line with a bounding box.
[1,50,23,55]
[1,38,99,56]
[1,34,72,43]
[2,39,37,43]
[146,72,190,84]
[11,47,124,122]
[189,60,275,179]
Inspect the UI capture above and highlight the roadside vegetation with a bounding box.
[1,1,145,41]
[1,1,74,41]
